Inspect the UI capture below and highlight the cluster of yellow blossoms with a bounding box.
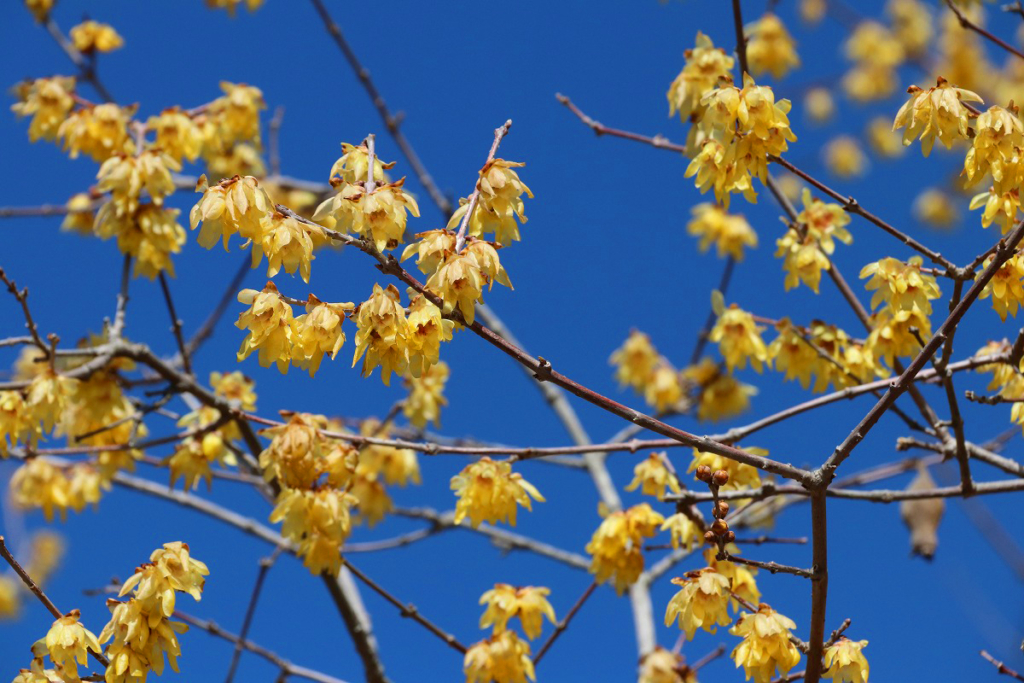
[451,458,544,528]
[465,584,554,683]
[730,604,802,683]
[609,330,757,421]
[585,503,664,594]
[775,190,853,293]
[16,543,207,683]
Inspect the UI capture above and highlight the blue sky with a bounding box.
[2,0,1024,681]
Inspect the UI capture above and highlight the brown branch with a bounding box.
[0,204,93,218]
[690,643,726,670]
[183,254,250,360]
[158,273,193,377]
[945,0,1024,61]
[717,549,816,579]
[0,267,48,356]
[804,494,829,683]
[690,256,736,365]
[454,120,513,252]
[173,610,351,683]
[533,582,598,665]
[42,16,115,102]
[0,536,110,669]
[225,549,282,683]
[307,0,453,216]
[981,650,1024,681]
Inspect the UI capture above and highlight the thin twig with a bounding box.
[981,650,1024,681]
[225,549,282,683]
[454,121,513,252]
[533,582,598,664]
[945,0,1024,61]
[159,272,193,377]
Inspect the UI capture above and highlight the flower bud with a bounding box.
[713,500,730,519]
[712,469,730,486]
[711,519,729,535]
[703,530,716,544]
[695,465,713,482]
[723,530,736,543]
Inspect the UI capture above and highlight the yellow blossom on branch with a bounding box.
[404,360,449,429]
[660,512,701,552]
[709,296,770,373]
[70,21,124,53]
[730,604,802,683]
[464,630,535,683]
[893,77,982,156]
[689,447,763,491]
[207,81,265,147]
[190,174,274,250]
[668,32,735,122]
[401,229,458,276]
[824,136,867,178]
[447,159,533,246]
[644,364,685,413]
[405,295,454,378]
[236,282,295,373]
[451,457,544,528]
[291,295,353,377]
[664,568,733,640]
[253,210,323,282]
[704,545,761,608]
[329,141,394,185]
[147,108,204,163]
[625,452,681,500]
[36,609,102,681]
[57,103,136,162]
[639,647,697,683]
[979,254,1024,321]
[352,283,410,385]
[585,503,664,595]
[687,203,758,261]
[314,179,420,252]
[913,188,959,228]
[11,76,75,143]
[866,306,931,364]
[746,13,800,79]
[479,584,556,640]
[610,330,660,391]
[823,637,870,683]
[683,358,757,422]
[271,487,358,576]
[860,256,941,314]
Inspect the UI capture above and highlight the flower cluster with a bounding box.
[730,604,802,683]
[271,487,358,575]
[709,297,770,373]
[664,568,732,640]
[893,77,981,157]
[668,32,735,122]
[451,457,544,528]
[965,104,1024,233]
[625,452,681,501]
[446,160,533,246]
[478,584,556,640]
[585,503,664,594]
[99,543,207,682]
[685,73,797,207]
[687,203,758,261]
[843,21,905,102]
[745,13,799,80]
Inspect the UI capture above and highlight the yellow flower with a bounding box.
[804,88,835,124]
[768,319,819,389]
[205,0,264,15]
[824,136,867,178]
[259,412,326,489]
[447,160,533,246]
[94,203,188,279]
[352,283,410,385]
[405,295,454,378]
[660,512,701,552]
[147,108,203,163]
[349,474,393,527]
[26,369,76,434]
[211,371,257,410]
[689,447,763,490]
[704,545,761,608]
[610,330,660,391]
[775,229,830,293]
[356,419,421,487]
[57,103,136,161]
[685,138,758,209]
[684,358,757,422]
[687,203,758,260]
[25,530,65,586]
[38,609,102,681]
[668,32,735,121]
[800,0,826,24]
[464,631,535,683]
[964,105,1024,187]
[203,140,266,178]
[270,487,358,575]
[291,295,353,377]
[664,568,732,640]
[329,141,393,185]
[10,458,70,522]
[970,184,1023,234]
[888,0,932,58]
[644,364,684,413]
[639,647,698,683]
[746,13,800,79]
[167,436,229,491]
[11,76,75,143]
[730,604,802,683]
[798,189,853,250]
[866,306,931,364]
[0,576,19,619]
[893,78,982,156]
[96,151,180,217]
[479,584,556,640]
[625,452,681,500]
[426,252,486,324]
[979,254,1024,321]
[208,81,265,146]
[860,256,941,313]
[61,193,95,234]
[99,596,189,679]
[914,188,959,228]
[404,360,449,429]
[401,229,457,276]
[451,457,544,528]
[315,179,420,252]
[252,210,323,282]
[824,637,870,683]
[843,22,904,102]
[236,282,295,373]
[69,21,124,53]
[709,300,770,373]
[25,0,54,22]
[866,116,905,158]
[585,503,664,594]
[190,174,274,250]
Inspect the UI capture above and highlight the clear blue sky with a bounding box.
[2,0,1023,681]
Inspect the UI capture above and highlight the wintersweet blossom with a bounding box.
[11,76,75,143]
[451,458,544,528]
[404,360,449,429]
[687,203,758,260]
[585,503,664,594]
[730,604,802,683]
[746,13,800,79]
[352,283,410,385]
[69,21,124,53]
[860,256,941,314]
[893,77,982,156]
[709,299,770,372]
[446,159,533,245]
[236,282,295,373]
[271,487,358,576]
[478,584,556,640]
[625,452,681,500]
[823,637,870,683]
[664,569,733,640]
[464,631,535,683]
[668,32,734,121]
